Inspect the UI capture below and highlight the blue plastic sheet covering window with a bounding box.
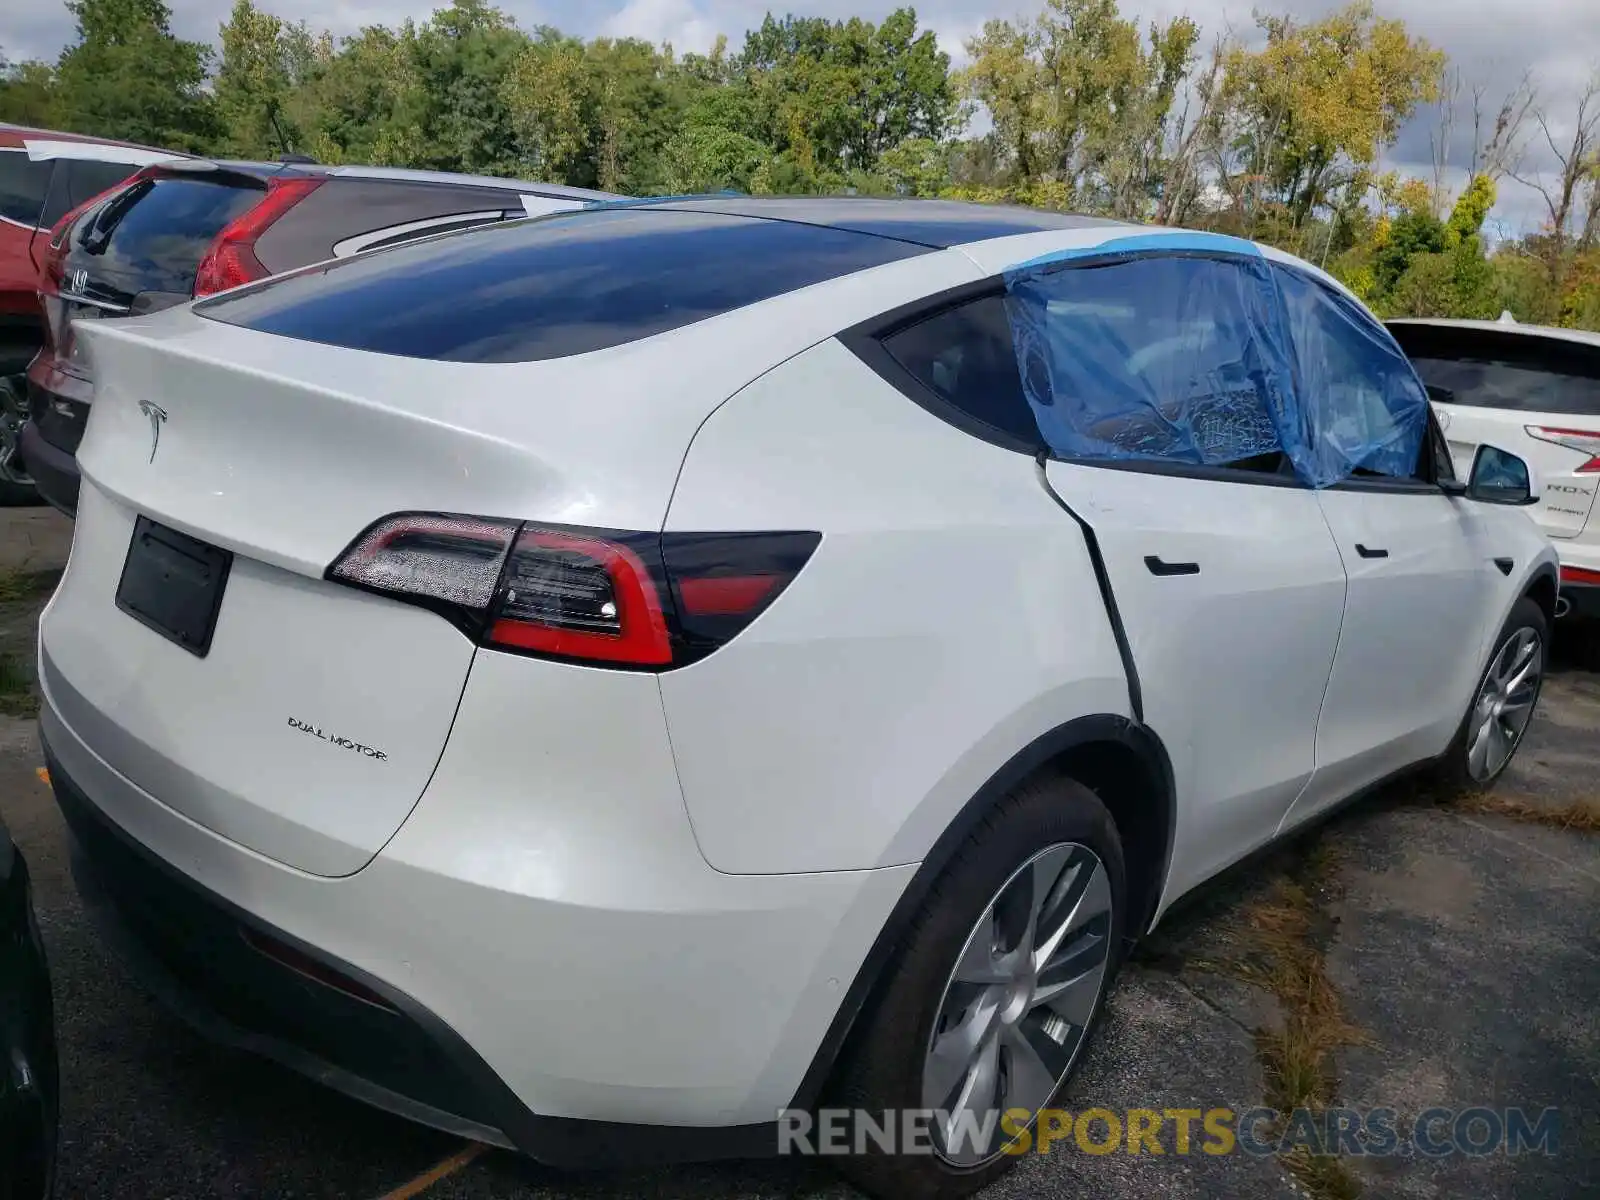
[1270,263,1429,484]
[1001,234,1426,488]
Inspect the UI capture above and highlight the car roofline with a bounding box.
[1387,317,1600,348]
[323,164,617,200]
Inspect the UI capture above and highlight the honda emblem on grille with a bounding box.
[67,268,88,293]
[138,399,167,463]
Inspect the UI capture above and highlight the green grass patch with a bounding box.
[0,651,36,717]
[0,567,62,605]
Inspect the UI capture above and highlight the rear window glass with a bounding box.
[1407,355,1600,416]
[0,150,53,227]
[80,175,262,295]
[196,207,931,363]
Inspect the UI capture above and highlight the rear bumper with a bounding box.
[47,737,793,1167]
[49,740,533,1154]
[38,674,912,1161]
[19,422,77,517]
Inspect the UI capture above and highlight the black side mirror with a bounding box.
[1425,384,1456,406]
[1466,445,1537,506]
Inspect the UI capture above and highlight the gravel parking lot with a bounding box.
[0,507,1594,1200]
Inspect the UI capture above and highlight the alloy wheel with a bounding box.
[1467,626,1543,782]
[921,841,1113,1166]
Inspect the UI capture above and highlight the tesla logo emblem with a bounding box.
[67,268,88,293]
[138,399,167,463]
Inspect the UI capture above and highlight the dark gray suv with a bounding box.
[22,159,614,516]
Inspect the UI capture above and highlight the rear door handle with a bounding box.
[1145,555,1200,577]
[1355,544,1389,559]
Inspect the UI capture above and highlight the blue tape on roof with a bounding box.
[582,191,745,209]
[1004,230,1262,279]
[1001,237,1426,488]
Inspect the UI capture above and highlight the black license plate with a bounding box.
[115,517,233,657]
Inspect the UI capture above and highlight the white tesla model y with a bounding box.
[39,197,1556,1198]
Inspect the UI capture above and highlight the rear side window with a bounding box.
[0,150,53,227]
[80,175,262,295]
[196,207,931,363]
[880,295,1038,446]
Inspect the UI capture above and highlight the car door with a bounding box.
[1011,251,1349,897]
[1272,270,1502,828]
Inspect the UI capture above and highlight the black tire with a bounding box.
[0,374,39,506]
[827,775,1126,1200]
[1432,596,1548,796]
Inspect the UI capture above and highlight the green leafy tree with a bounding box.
[214,0,317,156]
[962,0,1199,216]
[408,1,529,175]
[0,55,59,127]
[296,23,428,166]
[739,9,954,178]
[53,0,218,151]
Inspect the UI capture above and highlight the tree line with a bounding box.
[4,0,1599,329]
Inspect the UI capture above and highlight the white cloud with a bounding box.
[600,0,718,54]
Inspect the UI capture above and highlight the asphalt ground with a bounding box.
[0,507,1594,1200]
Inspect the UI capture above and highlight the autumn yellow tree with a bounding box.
[961,0,1198,216]
[1210,1,1444,230]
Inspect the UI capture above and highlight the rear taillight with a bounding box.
[1561,565,1600,587]
[327,514,820,669]
[1526,425,1600,474]
[192,176,324,297]
[491,528,673,665]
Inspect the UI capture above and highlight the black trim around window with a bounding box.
[1325,474,1442,495]
[839,283,1046,457]
[1052,455,1306,489]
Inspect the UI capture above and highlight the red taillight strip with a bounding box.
[1560,565,1600,587]
[487,529,672,665]
[193,176,324,297]
[325,514,820,669]
[676,574,780,616]
[240,926,396,1011]
[1525,424,1600,474]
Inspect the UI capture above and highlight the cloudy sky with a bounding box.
[4,0,1597,232]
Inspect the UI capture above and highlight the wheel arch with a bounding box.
[1525,563,1558,626]
[787,712,1175,1112]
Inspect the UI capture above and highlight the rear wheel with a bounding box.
[0,376,39,507]
[829,776,1125,1200]
[1434,597,1547,794]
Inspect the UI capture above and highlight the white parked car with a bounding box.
[1389,317,1598,624]
[39,199,1555,1198]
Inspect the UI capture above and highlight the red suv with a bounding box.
[1,122,182,502]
